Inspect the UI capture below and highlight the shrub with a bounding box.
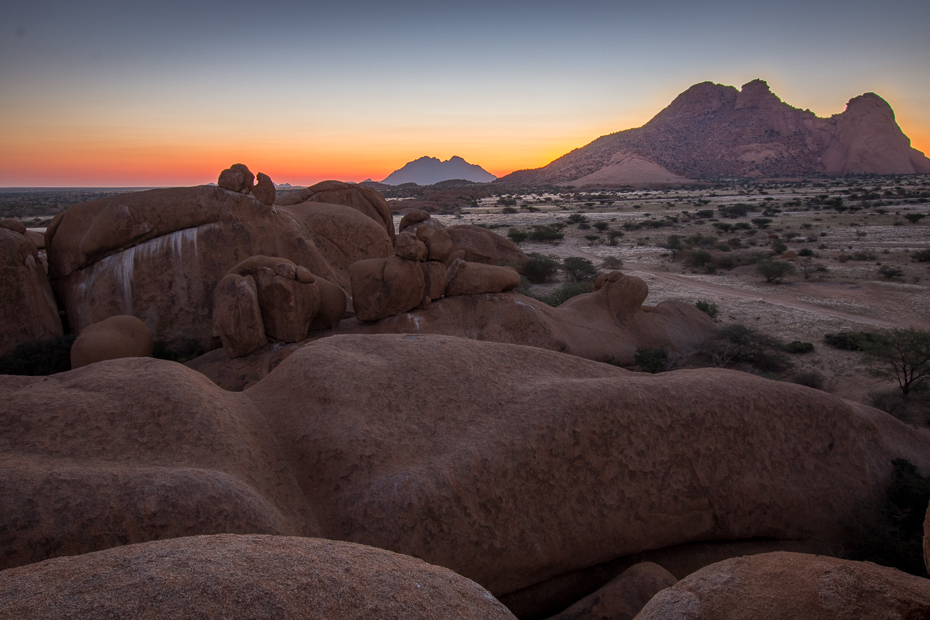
[536,281,594,307]
[593,221,609,231]
[502,207,518,214]
[0,335,76,375]
[584,234,600,242]
[507,229,528,243]
[751,217,773,229]
[634,347,670,373]
[824,331,880,351]
[913,250,930,262]
[850,459,930,577]
[562,256,598,282]
[601,256,623,270]
[798,248,814,257]
[683,250,713,269]
[608,230,624,246]
[851,251,877,261]
[782,341,814,354]
[904,213,926,224]
[861,328,930,397]
[756,260,795,283]
[695,323,790,372]
[529,226,564,243]
[695,300,718,319]
[879,265,904,279]
[524,253,561,284]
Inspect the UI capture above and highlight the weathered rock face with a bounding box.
[634,552,930,620]
[0,357,315,570]
[349,257,425,321]
[550,562,677,620]
[395,230,429,261]
[217,163,255,193]
[246,335,930,595]
[276,180,396,243]
[497,79,930,185]
[232,257,321,343]
[446,225,528,273]
[70,314,153,369]
[3,335,930,602]
[0,224,63,356]
[445,259,521,296]
[421,261,448,301]
[310,275,348,331]
[46,185,343,350]
[0,534,517,620]
[399,209,431,232]
[212,274,267,358]
[278,201,393,290]
[252,171,276,205]
[414,222,454,262]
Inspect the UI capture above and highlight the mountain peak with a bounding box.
[380,156,496,186]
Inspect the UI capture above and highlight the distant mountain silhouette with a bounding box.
[498,79,930,187]
[381,156,496,185]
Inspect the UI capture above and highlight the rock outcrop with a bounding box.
[212,273,267,358]
[634,552,930,619]
[445,259,521,296]
[70,314,153,369]
[45,182,387,350]
[275,180,395,243]
[349,257,425,321]
[447,224,529,273]
[0,534,516,620]
[217,163,255,193]
[498,79,930,185]
[0,220,63,356]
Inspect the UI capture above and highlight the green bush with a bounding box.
[879,265,904,279]
[529,226,564,243]
[904,213,926,224]
[562,256,598,282]
[524,253,561,284]
[913,250,930,262]
[850,459,930,577]
[782,341,814,354]
[634,347,670,373]
[536,281,594,307]
[823,331,880,351]
[683,250,713,269]
[507,229,528,243]
[851,251,877,261]
[756,260,795,283]
[601,256,623,270]
[696,324,790,372]
[0,335,76,376]
[798,248,814,257]
[695,300,718,319]
[593,221,609,232]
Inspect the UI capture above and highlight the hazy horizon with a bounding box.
[3,0,929,187]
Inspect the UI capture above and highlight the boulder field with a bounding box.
[45,182,392,350]
[2,334,928,604]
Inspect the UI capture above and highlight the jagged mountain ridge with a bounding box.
[381,156,496,186]
[498,79,930,186]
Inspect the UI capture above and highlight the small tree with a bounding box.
[663,234,684,260]
[524,253,561,284]
[507,229,528,243]
[879,265,904,279]
[634,347,670,373]
[861,328,930,398]
[905,213,926,224]
[751,217,773,229]
[756,260,795,283]
[798,258,828,280]
[562,256,598,282]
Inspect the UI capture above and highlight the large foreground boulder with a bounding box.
[0,534,516,620]
[0,222,62,356]
[349,257,425,321]
[3,335,929,603]
[634,552,930,619]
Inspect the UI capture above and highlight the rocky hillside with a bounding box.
[382,156,496,185]
[499,79,930,186]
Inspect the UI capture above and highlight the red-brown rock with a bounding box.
[252,171,276,205]
[217,163,255,194]
[445,259,521,296]
[0,226,62,356]
[634,552,930,620]
[349,257,425,321]
[414,222,454,262]
[0,218,26,234]
[276,180,395,243]
[70,314,153,368]
[45,186,342,350]
[446,224,529,273]
[279,201,393,290]
[399,209,431,231]
[550,562,677,620]
[0,357,314,570]
[395,230,428,261]
[212,273,267,359]
[0,535,517,620]
[421,261,448,300]
[230,256,320,343]
[310,275,348,331]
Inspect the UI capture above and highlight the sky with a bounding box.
[1,0,929,187]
